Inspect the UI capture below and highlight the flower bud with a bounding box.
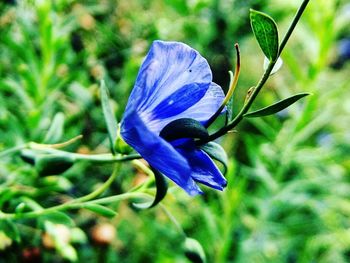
[115,127,133,154]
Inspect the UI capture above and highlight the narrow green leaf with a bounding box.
[133,167,168,209]
[44,112,64,143]
[100,80,118,154]
[250,9,279,62]
[83,204,117,218]
[244,93,311,118]
[0,219,21,243]
[160,118,209,141]
[40,211,75,227]
[200,142,228,174]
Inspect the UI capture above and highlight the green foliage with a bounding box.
[0,0,349,262]
[100,80,118,154]
[83,204,117,218]
[244,92,310,118]
[250,9,279,62]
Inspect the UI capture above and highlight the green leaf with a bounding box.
[183,238,207,263]
[160,118,209,141]
[83,204,117,218]
[40,211,75,227]
[35,155,74,176]
[60,245,78,262]
[250,9,279,62]
[40,176,73,191]
[69,228,88,244]
[0,219,21,243]
[244,93,311,118]
[133,168,168,209]
[44,112,65,144]
[100,80,118,155]
[200,142,228,174]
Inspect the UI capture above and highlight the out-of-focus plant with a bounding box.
[3,0,348,262]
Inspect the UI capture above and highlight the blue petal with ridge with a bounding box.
[121,112,202,195]
[177,146,227,191]
[125,41,212,115]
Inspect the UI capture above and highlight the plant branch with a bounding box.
[198,0,311,144]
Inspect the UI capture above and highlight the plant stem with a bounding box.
[278,0,311,56]
[198,0,311,144]
[0,192,150,220]
[0,164,150,220]
[26,145,141,163]
[0,144,27,158]
[73,163,120,203]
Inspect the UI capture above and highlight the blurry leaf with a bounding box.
[0,219,20,243]
[35,155,74,176]
[200,142,228,174]
[40,176,73,191]
[20,149,36,165]
[15,203,26,214]
[264,56,283,75]
[0,231,12,250]
[160,118,209,141]
[244,93,311,118]
[40,212,75,227]
[165,0,189,15]
[250,9,279,62]
[70,228,87,244]
[100,80,118,155]
[60,244,78,262]
[133,168,168,209]
[83,204,117,218]
[44,112,65,144]
[183,237,206,263]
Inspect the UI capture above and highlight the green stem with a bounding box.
[73,163,120,203]
[159,204,186,237]
[0,192,150,220]
[198,0,310,144]
[26,145,141,163]
[0,164,149,220]
[278,0,311,56]
[0,141,141,163]
[0,144,27,158]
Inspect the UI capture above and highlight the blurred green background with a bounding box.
[1,0,350,262]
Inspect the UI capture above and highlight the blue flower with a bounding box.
[120,40,227,195]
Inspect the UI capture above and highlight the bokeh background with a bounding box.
[1,0,350,262]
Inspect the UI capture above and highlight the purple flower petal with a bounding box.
[121,40,228,195]
[121,112,202,195]
[140,82,225,134]
[125,41,212,115]
[177,146,227,191]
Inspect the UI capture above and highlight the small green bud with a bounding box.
[114,126,133,154]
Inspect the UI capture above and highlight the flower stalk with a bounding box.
[199,0,311,144]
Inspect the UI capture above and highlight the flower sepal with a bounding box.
[114,125,133,155]
[159,118,209,142]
